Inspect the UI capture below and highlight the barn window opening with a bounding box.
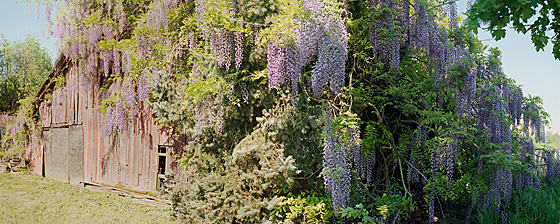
[157,145,173,189]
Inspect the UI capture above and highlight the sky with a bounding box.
[477,31,560,134]
[1,0,559,133]
[0,1,57,56]
[456,1,560,134]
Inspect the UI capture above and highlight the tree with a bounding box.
[0,34,52,114]
[466,0,560,59]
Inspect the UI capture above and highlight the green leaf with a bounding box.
[493,28,507,40]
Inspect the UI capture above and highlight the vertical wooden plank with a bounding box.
[103,134,110,185]
[46,104,50,127]
[82,82,86,123]
[88,102,94,183]
[51,90,56,126]
[83,106,90,182]
[118,132,127,185]
[109,134,114,185]
[50,127,69,182]
[138,113,144,188]
[87,90,93,183]
[63,88,68,125]
[49,94,53,126]
[47,103,51,127]
[149,109,158,189]
[38,104,44,127]
[76,89,79,124]
[71,87,75,125]
[110,134,115,185]
[88,108,93,182]
[85,88,91,182]
[38,104,43,127]
[50,96,53,126]
[68,85,73,125]
[48,104,52,127]
[74,86,78,124]
[66,86,72,125]
[95,90,102,184]
[43,104,46,127]
[65,87,69,124]
[146,109,152,189]
[127,119,135,186]
[112,133,118,186]
[141,109,149,188]
[132,117,139,186]
[68,87,72,124]
[83,87,88,181]
[30,145,44,176]
[58,88,63,125]
[140,114,146,188]
[75,75,79,124]
[159,129,168,146]
[62,88,66,125]
[147,114,153,189]
[101,132,108,185]
[116,134,121,184]
[125,126,130,186]
[67,87,71,124]
[43,130,51,178]
[77,90,82,124]
[86,90,92,182]
[91,107,96,183]
[42,104,47,127]
[125,131,129,185]
[38,104,42,127]
[68,125,84,186]
[47,104,51,127]
[146,108,152,189]
[44,104,47,127]
[81,90,87,182]
[115,138,119,186]
[166,146,171,177]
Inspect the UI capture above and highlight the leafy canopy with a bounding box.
[0,34,52,114]
[466,0,560,59]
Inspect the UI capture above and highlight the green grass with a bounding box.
[0,172,178,224]
[507,180,560,223]
[475,179,560,223]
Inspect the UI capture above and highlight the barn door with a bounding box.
[44,125,83,185]
[48,127,68,182]
[68,125,83,185]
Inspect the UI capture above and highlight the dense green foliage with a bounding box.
[20,0,557,223]
[270,191,334,223]
[0,95,39,160]
[0,34,51,160]
[0,34,51,114]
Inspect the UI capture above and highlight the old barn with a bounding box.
[29,56,186,192]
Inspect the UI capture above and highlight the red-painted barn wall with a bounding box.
[36,68,185,190]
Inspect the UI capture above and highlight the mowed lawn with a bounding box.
[0,172,177,224]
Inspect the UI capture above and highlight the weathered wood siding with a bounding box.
[36,62,185,191]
